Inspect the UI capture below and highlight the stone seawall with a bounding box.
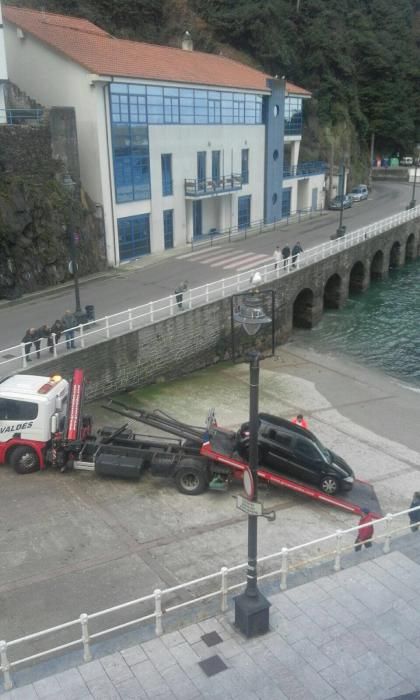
[24,217,420,401]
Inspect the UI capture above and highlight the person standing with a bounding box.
[291,414,308,429]
[273,245,282,270]
[48,319,64,354]
[61,310,77,350]
[292,241,303,268]
[354,508,375,551]
[174,281,188,310]
[408,492,420,532]
[34,325,52,359]
[22,328,36,362]
[282,244,291,271]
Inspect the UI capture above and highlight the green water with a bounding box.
[294,259,420,387]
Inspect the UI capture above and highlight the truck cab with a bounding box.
[0,374,69,473]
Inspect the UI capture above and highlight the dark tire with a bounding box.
[10,446,40,474]
[320,475,338,495]
[175,461,208,495]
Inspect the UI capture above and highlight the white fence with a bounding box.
[1,205,419,375]
[1,504,419,690]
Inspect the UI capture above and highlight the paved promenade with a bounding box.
[3,548,420,700]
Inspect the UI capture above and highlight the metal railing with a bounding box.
[0,108,44,125]
[184,173,242,196]
[283,160,327,178]
[0,204,419,375]
[1,503,419,690]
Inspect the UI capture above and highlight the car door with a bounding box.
[262,428,295,475]
[291,437,325,484]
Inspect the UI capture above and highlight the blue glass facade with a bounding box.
[282,188,292,217]
[238,195,251,229]
[161,154,173,196]
[118,214,151,261]
[284,97,303,136]
[110,83,263,126]
[163,209,174,249]
[241,148,249,184]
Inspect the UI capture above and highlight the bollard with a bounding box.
[0,640,13,691]
[220,567,228,612]
[280,547,288,591]
[383,513,393,554]
[80,614,92,663]
[333,530,342,572]
[154,589,163,636]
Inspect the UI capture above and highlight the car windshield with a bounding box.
[352,188,361,193]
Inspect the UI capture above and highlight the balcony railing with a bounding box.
[185,173,242,197]
[0,108,44,125]
[283,160,327,179]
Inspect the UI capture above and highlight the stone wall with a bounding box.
[25,218,420,401]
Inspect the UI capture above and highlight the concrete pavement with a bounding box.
[0,181,411,357]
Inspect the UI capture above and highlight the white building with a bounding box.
[3,5,325,265]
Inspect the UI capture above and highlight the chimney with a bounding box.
[181,31,193,52]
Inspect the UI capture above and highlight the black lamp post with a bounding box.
[231,272,274,637]
[336,160,346,238]
[62,173,82,314]
[407,144,420,209]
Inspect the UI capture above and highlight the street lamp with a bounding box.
[62,172,82,314]
[336,160,346,238]
[231,272,274,637]
[407,144,420,209]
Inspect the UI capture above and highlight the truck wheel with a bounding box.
[175,463,208,495]
[10,446,40,474]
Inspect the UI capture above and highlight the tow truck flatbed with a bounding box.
[200,429,382,517]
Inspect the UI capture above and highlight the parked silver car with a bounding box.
[350,185,368,202]
[329,194,352,210]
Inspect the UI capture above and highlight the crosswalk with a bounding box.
[176,245,273,272]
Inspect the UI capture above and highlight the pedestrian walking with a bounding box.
[354,508,375,551]
[273,245,282,270]
[291,241,303,268]
[174,281,188,310]
[48,319,64,354]
[408,491,420,532]
[22,328,37,362]
[34,325,52,359]
[281,244,291,271]
[61,310,77,350]
[291,414,308,429]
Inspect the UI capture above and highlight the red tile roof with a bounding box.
[4,5,311,96]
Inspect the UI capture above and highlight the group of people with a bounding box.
[22,310,78,361]
[273,242,304,271]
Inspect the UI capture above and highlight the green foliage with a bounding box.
[5,0,420,154]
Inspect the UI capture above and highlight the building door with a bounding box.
[238,195,251,229]
[282,188,292,217]
[118,214,151,261]
[197,151,206,191]
[193,200,202,238]
[212,151,220,184]
[311,187,318,211]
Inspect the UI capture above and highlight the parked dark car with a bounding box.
[236,414,354,495]
[329,194,353,210]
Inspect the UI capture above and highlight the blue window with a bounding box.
[212,151,220,183]
[282,188,292,217]
[118,214,151,261]
[238,195,251,229]
[163,209,174,249]
[193,200,202,238]
[197,151,206,190]
[241,149,249,185]
[161,154,173,196]
[284,97,303,135]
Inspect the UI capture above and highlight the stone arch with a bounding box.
[405,233,416,262]
[293,288,315,329]
[370,250,385,281]
[389,241,401,269]
[323,274,342,309]
[349,261,366,294]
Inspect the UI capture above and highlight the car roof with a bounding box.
[258,413,317,440]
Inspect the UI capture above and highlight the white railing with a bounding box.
[1,504,419,690]
[1,205,419,375]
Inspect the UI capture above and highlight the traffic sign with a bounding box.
[235,495,263,516]
[243,466,255,500]
[68,260,79,275]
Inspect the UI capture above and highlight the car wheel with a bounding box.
[320,475,338,495]
[175,461,208,495]
[10,446,40,474]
